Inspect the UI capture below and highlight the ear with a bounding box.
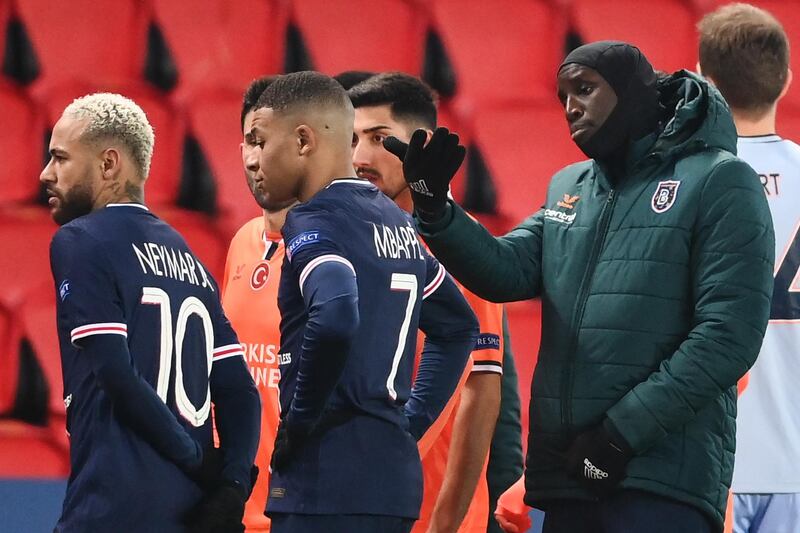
[296,124,316,156]
[779,69,793,101]
[100,148,121,180]
[696,62,718,87]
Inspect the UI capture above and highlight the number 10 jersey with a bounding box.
[50,204,245,531]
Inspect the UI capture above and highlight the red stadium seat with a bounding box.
[777,106,800,142]
[0,208,55,416]
[188,89,262,238]
[0,80,44,204]
[0,207,56,310]
[570,0,696,73]
[0,0,9,66]
[292,0,427,75]
[472,103,584,224]
[42,83,185,208]
[505,299,541,452]
[14,0,148,89]
[437,101,470,204]
[19,283,63,418]
[152,0,287,98]
[0,420,69,477]
[153,208,228,282]
[431,0,566,107]
[0,303,21,415]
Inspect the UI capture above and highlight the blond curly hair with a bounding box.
[65,93,155,179]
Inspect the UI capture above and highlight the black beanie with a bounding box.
[559,41,661,163]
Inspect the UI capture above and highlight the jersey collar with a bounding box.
[106,203,149,210]
[326,178,372,188]
[738,134,782,144]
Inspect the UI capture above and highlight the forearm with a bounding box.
[417,364,470,459]
[288,263,359,427]
[405,335,474,440]
[416,201,543,302]
[428,373,501,533]
[82,334,201,471]
[212,357,261,490]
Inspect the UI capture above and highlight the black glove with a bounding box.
[184,480,247,533]
[564,421,633,496]
[383,127,466,219]
[189,445,224,491]
[270,421,311,473]
[249,464,259,496]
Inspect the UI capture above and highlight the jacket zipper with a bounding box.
[561,188,617,435]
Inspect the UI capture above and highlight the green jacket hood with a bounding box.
[653,70,737,157]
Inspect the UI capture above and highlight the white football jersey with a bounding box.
[732,134,800,493]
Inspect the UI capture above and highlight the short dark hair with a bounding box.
[241,76,279,129]
[255,71,350,115]
[698,3,789,113]
[347,72,437,130]
[333,70,376,90]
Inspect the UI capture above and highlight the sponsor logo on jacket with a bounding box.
[545,192,580,225]
[557,194,580,209]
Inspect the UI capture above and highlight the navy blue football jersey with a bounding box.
[49,204,250,532]
[268,179,468,518]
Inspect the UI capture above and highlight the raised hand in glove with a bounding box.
[383,127,466,220]
[564,420,633,496]
[184,480,248,533]
[270,421,311,473]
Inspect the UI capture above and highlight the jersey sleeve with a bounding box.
[211,306,247,364]
[282,208,355,293]
[50,225,127,344]
[462,289,504,375]
[422,250,447,302]
[208,295,260,491]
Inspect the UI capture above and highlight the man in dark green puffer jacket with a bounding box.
[382,41,774,532]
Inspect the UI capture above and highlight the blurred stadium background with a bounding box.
[0,0,798,530]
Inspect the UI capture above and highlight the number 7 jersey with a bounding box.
[272,179,464,517]
[732,135,800,493]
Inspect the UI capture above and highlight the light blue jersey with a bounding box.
[732,135,800,494]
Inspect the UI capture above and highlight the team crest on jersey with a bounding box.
[651,180,681,213]
[59,279,71,302]
[250,262,270,290]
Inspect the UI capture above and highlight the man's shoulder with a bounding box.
[550,160,595,184]
[52,212,108,255]
[229,216,265,250]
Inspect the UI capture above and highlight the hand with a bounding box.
[564,421,632,496]
[184,481,247,533]
[383,127,466,218]
[270,421,310,473]
[249,464,259,496]
[495,513,528,533]
[189,445,224,491]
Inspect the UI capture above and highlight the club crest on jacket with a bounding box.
[651,180,681,213]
